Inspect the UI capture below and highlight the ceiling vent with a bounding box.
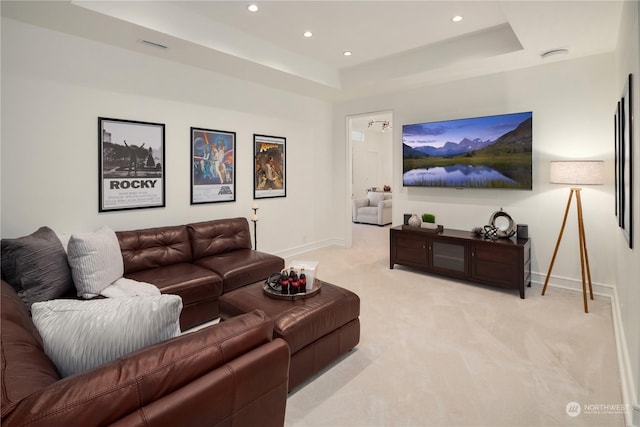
[540,48,569,59]
[138,39,168,50]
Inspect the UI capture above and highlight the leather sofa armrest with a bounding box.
[3,311,279,427]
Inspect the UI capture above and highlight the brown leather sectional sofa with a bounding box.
[117,217,285,330]
[1,217,289,427]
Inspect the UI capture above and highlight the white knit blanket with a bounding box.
[100,277,160,298]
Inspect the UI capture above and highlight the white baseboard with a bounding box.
[273,238,345,260]
[529,271,615,298]
[534,272,639,427]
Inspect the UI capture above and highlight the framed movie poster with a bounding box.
[191,127,236,204]
[99,117,165,212]
[253,134,286,199]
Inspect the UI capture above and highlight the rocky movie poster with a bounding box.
[99,118,165,211]
[254,134,286,199]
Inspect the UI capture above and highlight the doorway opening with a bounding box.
[345,110,393,248]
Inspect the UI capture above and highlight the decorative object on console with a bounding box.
[421,213,437,229]
[408,214,421,227]
[190,127,236,204]
[251,203,259,250]
[472,208,515,240]
[404,214,412,225]
[483,225,499,240]
[99,117,165,212]
[542,160,604,313]
[488,208,517,238]
[254,134,286,199]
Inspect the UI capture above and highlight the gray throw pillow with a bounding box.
[1,226,74,308]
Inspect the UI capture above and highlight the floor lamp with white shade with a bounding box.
[541,160,604,313]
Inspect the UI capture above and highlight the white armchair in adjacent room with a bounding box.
[352,191,392,226]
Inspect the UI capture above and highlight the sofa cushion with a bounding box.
[187,217,252,260]
[1,226,74,307]
[123,263,223,306]
[67,226,124,298]
[1,281,60,413]
[31,295,182,377]
[117,225,193,274]
[195,249,284,293]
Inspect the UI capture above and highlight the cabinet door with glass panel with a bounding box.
[428,236,469,279]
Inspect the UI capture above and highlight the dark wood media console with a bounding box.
[390,226,531,298]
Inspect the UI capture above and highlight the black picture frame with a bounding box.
[98,117,165,212]
[616,74,634,249]
[253,134,286,199]
[190,127,236,204]
[615,102,621,224]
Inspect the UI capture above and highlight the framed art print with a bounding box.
[99,117,165,212]
[253,134,286,199]
[191,127,236,204]
[620,74,634,248]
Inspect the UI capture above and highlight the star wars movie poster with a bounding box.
[191,128,236,204]
[99,117,165,212]
[254,134,286,199]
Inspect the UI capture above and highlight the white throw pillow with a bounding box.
[31,295,182,377]
[67,226,124,298]
[367,191,385,206]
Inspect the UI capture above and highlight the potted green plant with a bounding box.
[421,213,437,229]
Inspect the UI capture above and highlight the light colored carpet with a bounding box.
[283,224,624,427]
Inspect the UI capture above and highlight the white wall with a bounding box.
[334,54,617,287]
[614,1,640,423]
[0,18,335,255]
[334,44,640,424]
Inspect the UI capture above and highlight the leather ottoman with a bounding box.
[219,280,360,390]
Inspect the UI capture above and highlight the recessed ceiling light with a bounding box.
[343,51,352,57]
[247,4,258,12]
[303,31,313,38]
[452,15,463,22]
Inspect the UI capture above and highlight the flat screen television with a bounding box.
[402,111,532,189]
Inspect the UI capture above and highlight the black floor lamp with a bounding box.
[251,203,259,250]
[541,160,604,313]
